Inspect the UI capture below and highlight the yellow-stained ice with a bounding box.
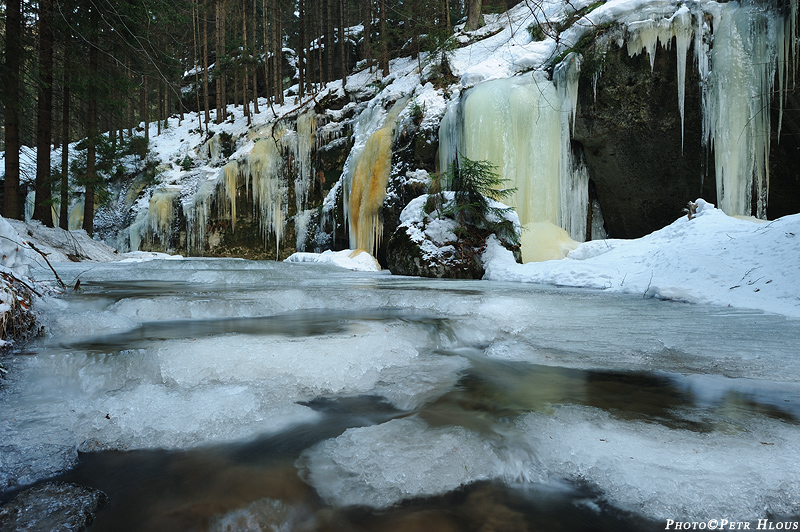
[349,126,394,255]
[347,99,408,255]
[521,221,578,263]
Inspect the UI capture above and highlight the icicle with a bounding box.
[222,161,240,229]
[627,19,660,70]
[619,0,787,219]
[555,52,582,135]
[590,199,608,241]
[554,54,588,242]
[672,5,694,151]
[295,112,317,213]
[438,97,463,174]
[340,100,395,240]
[129,189,178,252]
[243,134,288,255]
[207,133,222,165]
[183,177,216,256]
[295,209,314,252]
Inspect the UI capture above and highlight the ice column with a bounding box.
[294,112,317,214]
[458,74,563,231]
[183,176,217,256]
[345,98,409,254]
[701,1,780,218]
[129,189,179,251]
[242,133,288,254]
[554,53,588,242]
[221,161,240,229]
[439,71,588,246]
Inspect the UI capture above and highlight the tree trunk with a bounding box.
[263,0,271,102]
[216,0,223,122]
[298,0,306,98]
[157,81,163,135]
[127,58,134,137]
[276,4,283,103]
[143,76,150,141]
[363,0,372,73]
[379,0,388,76]
[194,0,203,131]
[324,0,333,84]
[60,71,70,230]
[34,0,55,226]
[339,0,347,88]
[83,8,100,237]
[465,0,483,31]
[220,1,227,118]
[317,0,324,89]
[203,0,211,129]
[3,0,22,219]
[252,0,260,114]
[242,0,251,124]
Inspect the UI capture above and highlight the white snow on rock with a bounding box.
[5,218,175,267]
[285,249,382,271]
[0,216,31,278]
[397,192,521,270]
[483,200,800,318]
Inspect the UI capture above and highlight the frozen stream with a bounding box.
[2,258,800,531]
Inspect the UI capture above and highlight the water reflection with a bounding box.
[52,394,657,532]
[425,349,800,431]
[55,395,403,532]
[55,308,450,352]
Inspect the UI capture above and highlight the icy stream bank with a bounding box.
[1,259,799,530]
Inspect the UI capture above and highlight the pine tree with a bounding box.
[443,156,519,245]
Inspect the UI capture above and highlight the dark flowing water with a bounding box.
[2,259,799,531]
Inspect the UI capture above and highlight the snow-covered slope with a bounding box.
[484,200,800,318]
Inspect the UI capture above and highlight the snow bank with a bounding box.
[5,219,177,269]
[0,216,31,278]
[484,200,800,318]
[284,249,382,271]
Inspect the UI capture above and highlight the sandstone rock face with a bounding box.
[572,40,716,239]
[769,90,800,221]
[572,38,800,239]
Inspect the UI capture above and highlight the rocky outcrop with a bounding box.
[0,482,108,532]
[572,33,800,239]
[572,38,716,239]
[386,194,521,279]
[769,90,800,220]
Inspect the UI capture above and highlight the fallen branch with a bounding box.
[24,242,66,290]
[1,271,42,298]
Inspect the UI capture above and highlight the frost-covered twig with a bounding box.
[24,242,66,290]
[643,271,654,298]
